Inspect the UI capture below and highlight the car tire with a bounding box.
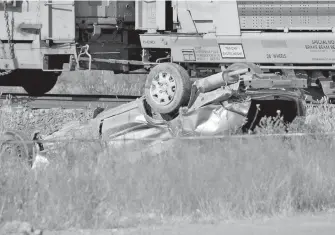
[145,63,192,114]
[0,130,34,168]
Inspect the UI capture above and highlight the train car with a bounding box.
[1,0,335,102]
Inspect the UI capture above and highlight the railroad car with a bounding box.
[1,0,335,106]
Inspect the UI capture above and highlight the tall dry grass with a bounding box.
[1,101,335,230]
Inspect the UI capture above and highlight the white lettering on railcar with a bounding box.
[219,44,245,58]
[194,48,221,62]
[305,40,335,50]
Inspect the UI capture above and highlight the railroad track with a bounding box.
[0,93,138,109]
[0,92,332,111]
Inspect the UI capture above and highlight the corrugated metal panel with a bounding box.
[237,1,335,30]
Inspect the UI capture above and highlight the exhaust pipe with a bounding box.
[194,68,250,93]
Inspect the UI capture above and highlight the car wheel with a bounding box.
[0,130,35,168]
[145,63,192,114]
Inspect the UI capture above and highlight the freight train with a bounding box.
[1,1,335,111]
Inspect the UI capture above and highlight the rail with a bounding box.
[0,93,138,109]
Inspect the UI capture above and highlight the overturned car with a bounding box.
[2,63,307,167]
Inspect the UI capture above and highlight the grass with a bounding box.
[0,70,147,96]
[0,102,93,136]
[1,100,335,231]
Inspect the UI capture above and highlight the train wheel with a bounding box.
[145,63,192,114]
[22,70,59,96]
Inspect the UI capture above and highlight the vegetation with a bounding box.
[1,100,335,231]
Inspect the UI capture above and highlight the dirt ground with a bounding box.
[43,213,335,235]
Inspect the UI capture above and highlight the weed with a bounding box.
[0,101,335,230]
